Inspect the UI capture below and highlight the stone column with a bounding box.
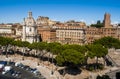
[22,25,26,41]
[22,18,26,41]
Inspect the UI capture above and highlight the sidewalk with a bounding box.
[0,54,63,79]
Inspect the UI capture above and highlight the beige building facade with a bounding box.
[1,12,118,45]
[85,13,120,43]
[85,27,120,43]
[0,24,15,37]
[56,26,86,45]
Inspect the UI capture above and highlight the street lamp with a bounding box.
[22,52,24,60]
[22,47,25,60]
[51,53,54,75]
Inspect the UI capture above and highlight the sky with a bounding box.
[0,0,120,25]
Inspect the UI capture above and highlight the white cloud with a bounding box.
[111,21,119,24]
[91,20,95,24]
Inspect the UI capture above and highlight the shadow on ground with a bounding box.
[58,67,82,75]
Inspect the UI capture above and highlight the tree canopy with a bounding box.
[0,36,110,72]
[55,49,85,66]
[93,36,120,49]
[87,44,108,59]
[91,20,104,28]
[0,36,14,46]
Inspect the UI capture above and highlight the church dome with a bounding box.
[25,12,36,26]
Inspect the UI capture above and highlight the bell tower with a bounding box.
[28,12,32,17]
[103,13,111,28]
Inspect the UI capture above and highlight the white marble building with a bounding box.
[22,12,39,43]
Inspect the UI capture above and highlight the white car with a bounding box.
[4,66,12,71]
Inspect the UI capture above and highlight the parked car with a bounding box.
[0,61,7,66]
[0,64,4,72]
[15,62,23,67]
[0,64,4,69]
[8,49,14,55]
[8,61,15,65]
[23,65,30,70]
[4,66,12,72]
[34,70,41,76]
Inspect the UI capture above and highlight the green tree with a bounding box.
[28,42,47,64]
[55,49,85,75]
[97,20,101,24]
[86,44,108,70]
[93,36,120,49]
[11,40,21,53]
[87,44,108,63]
[45,42,61,66]
[51,43,62,55]
[0,36,14,57]
[91,24,103,28]
[38,42,47,61]
[91,20,103,28]
[28,42,40,58]
[55,49,85,66]
[46,42,61,53]
[17,41,30,60]
[28,42,38,50]
[62,44,87,54]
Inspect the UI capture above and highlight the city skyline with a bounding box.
[0,0,120,25]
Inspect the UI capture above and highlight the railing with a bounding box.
[105,54,119,67]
